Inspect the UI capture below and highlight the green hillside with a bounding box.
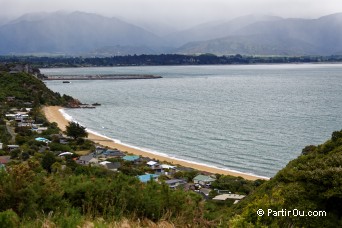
[0,64,75,107]
[230,130,342,227]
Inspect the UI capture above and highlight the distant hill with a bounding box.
[1,12,342,56]
[0,11,165,55]
[175,13,342,55]
[165,14,282,46]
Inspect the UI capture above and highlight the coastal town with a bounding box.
[0,64,266,227]
[1,97,254,203]
[1,59,341,227]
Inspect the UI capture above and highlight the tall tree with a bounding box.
[65,122,88,140]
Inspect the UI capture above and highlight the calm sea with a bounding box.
[42,64,342,178]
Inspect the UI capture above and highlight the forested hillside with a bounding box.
[230,130,342,227]
[0,63,77,107]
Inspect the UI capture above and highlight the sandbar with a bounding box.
[42,106,268,180]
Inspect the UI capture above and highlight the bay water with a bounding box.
[42,64,342,177]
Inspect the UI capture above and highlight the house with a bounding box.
[199,188,212,198]
[123,155,140,162]
[78,154,98,165]
[103,149,125,158]
[212,194,246,203]
[193,175,216,186]
[160,164,177,175]
[32,127,48,134]
[7,145,20,151]
[138,174,159,183]
[146,160,161,171]
[18,122,32,127]
[35,137,51,143]
[95,147,107,155]
[105,162,121,171]
[165,179,187,189]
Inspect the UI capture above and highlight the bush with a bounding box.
[0,210,20,228]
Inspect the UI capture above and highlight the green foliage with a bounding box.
[49,142,72,152]
[10,148,21,159]
[230,129,342,227]
[332,130,342,142]
[173,170,198,182]
[0,210,20,228]
[0,159,207,226]
[211,176,262,195]
[0,125,11,144]
[41,152,57,172]
[65,122,88,140]
[0,72,64,105]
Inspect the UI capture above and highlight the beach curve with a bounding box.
[42,106,268,180]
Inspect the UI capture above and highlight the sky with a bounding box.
[1,0,342,29]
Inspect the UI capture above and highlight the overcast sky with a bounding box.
[1,0,342,29]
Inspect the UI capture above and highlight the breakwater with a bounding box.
[43,74,162,80]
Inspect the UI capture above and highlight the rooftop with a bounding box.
[193,175,216,182]
[123,155,140,161]
[138,174,159,183]
[212,194,246,201]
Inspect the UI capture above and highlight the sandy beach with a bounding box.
[43,106,267,180]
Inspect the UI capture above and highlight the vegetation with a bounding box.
[65,121,88,140]
[1,54,342,68]
[0,161,205,226]
[0,63,79,107]
[1,63,342,227]
[229,129,342,227]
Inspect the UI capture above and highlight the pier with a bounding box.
[43,74,162,81]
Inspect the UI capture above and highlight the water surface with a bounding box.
[42,64,342,177]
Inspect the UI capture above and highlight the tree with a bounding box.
[41,152,56,173]
[65,122,88,140]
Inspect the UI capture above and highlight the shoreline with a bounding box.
[43,106,268,181]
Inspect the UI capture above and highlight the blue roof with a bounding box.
[123,155,140,161]
[35,137,50,143]
[35,137,48,141]
[138,174,159,183]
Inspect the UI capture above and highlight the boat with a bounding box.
[92,102,101,106]
[63,81,71,83]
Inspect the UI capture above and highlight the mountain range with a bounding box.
[0,11,342,56]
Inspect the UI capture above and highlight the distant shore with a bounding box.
[43,106,268,181]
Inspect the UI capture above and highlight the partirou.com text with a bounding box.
[257,208,326,217]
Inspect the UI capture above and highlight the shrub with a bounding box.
[0,210,20,228]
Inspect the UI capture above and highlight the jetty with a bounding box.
[43,74,162,81]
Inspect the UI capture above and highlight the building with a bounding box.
[78,154,98,165]
[212,194,246,201]
[103,149,125,158]
[165,179,187,189]
[123,155,140,162]
[7,145,20,151]
[193,175,216,186]
[105,162,121,171]
[138,174,159,183]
